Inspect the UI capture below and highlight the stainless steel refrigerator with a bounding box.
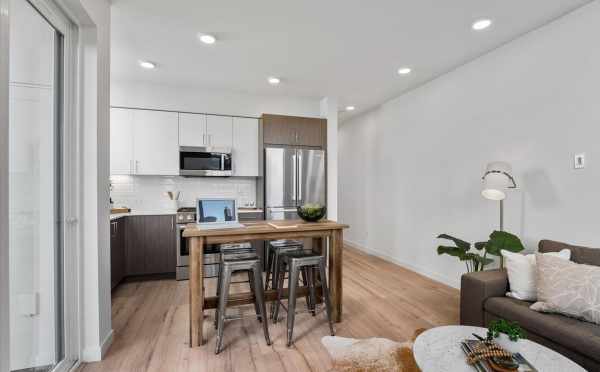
[265,147,326,220]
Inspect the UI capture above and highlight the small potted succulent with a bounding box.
[487,319,526,353]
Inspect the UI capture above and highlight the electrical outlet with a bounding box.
[574,153,585,169]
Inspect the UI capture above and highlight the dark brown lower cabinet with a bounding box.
[110,217,126,289]
[125,215,176,276]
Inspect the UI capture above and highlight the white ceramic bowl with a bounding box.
[495,333,523,354]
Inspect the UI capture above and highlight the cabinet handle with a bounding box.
[171,216,174,231]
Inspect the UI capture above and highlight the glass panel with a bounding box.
[180,151,222,171]
[197,199,236,222]
[8,1,64,371]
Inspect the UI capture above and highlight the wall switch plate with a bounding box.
[574,153,585,169]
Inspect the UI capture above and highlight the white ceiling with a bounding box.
[111,0,591,119]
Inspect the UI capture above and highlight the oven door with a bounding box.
[176,224,189,266]
[179,146,232,176]
[177,224,223,267]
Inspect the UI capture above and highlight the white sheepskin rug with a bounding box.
[321,329,425,372]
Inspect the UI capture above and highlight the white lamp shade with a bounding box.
[481,161,513,201]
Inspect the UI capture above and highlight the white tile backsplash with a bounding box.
[110,175,257,211]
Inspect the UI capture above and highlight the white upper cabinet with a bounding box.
[110,108,135,175]
[132,110,179,175]
[232,117,259,177]
[110,108,259,177]
[179,113,207,147]
[206,115,233,148]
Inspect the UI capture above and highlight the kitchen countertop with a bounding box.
[110,210,176,221]
[110,208,263,221]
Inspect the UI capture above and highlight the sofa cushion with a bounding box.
[484,296,600,362]
[532,254,600,325]
[539,240,600,267]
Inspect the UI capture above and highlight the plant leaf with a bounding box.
[471,254,494,267]
[437,246,467,260]
[485,230,525,256]
[436,234,471,251]
[474,241,487,251]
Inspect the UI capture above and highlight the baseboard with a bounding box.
[81,329,113,362]
[344,240,460,289]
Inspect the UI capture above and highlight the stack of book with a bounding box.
[460,339,537,372]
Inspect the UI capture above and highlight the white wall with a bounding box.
[320,97,339,220]
[111,80,322,118]
[339,1,600,288]
[77,0,112,362]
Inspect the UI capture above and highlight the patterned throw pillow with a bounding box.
[531,253,600,325]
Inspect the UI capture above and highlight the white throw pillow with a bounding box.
[531,254,600,325]
[502,249,571,301]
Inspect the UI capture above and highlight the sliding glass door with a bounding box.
[8,1,77,371]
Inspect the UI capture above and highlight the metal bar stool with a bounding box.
[215,255,271,354]
[273,251,335,347]
[214,243,260,327]
[265,240,314,318]
[265,239,304,290]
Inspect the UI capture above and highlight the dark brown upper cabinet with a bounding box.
[262,114,326,148]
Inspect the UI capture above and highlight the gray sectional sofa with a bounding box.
[460,240,600,371]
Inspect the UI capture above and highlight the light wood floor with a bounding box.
[78,246,459,372]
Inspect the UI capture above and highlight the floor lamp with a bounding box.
[482,162,517,268]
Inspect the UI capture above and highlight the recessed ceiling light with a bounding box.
[138,60,156,69]
[267,77,281,85]
[472,19,492,31]
[345,106,355,111]
[397,67,411,75]
[198,33,216,44]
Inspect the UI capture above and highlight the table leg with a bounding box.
[189,236,204,347]
[329,229,343,322]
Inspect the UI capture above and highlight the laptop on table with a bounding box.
[196,198,245,229]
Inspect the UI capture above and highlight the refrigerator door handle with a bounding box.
[292,153,297,202]
[298,152,303,204]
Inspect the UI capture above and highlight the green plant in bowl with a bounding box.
[297,203,327,222]
[487,319,526,354]
[487,319,526,341]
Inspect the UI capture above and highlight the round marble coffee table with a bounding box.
[413,325,585,372]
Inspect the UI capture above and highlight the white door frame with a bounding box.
[29,2,81,371]
[0,0,10,371]
[0,0,88,371]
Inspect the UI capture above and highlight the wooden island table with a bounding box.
[183,219,349,347]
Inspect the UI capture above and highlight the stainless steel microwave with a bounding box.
[179,146,232,177]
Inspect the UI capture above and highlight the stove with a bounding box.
[176,207,196,224]
[174,207,254,281]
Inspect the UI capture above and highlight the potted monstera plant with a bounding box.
[435,230,524,272]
